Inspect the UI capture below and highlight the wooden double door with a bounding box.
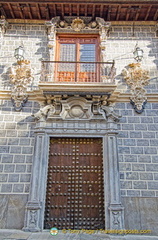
[44,137,105,230]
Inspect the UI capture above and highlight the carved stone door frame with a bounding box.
[23,117,124,232]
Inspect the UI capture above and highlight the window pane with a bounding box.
[80,44,95,72]
[59,44,76,71]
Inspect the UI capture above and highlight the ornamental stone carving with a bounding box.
[33,95,120,122]
[122,63,150,113]
[0,15,9,35]
[9,60,33,111]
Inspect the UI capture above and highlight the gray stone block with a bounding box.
[120,190,126,196]
[0,130,6,137]
[131,147,143,154]
[0,146,9,153]
[119,163,131,171]
[137,139,149,146]
[141,191,155,197]
[140,173,153,180]
[0,122,5,129]
[0,165,3,172]
[141,117,153,123]
[133,181,147,189]
[148,182,158,190]
[135,124,147,130]
[127,190,140,196]
[22,147,33,154]
[10,146,21,154]
[6,130,17,137]
[144,147,157,154]
[150,139,158,146]
[14,155,25,163]
[118,131,129,138]
[26,156,33,163]
[0,138,7,144]
[126,172,139,180]
[152,103,158,109]
[123,139,136,146]
[148,124,158,131]
[17,123,28,130]
[152,156,158,163]
[154,173,158,180]
[124,155,137,162]
[8,138,19,145]
[8,174,19,182]
[4,164,15,173]
[146,164,158,171]
[20,174,31,182]
[143,132,155,138]
[27,165,32,173]
[19,138,30,145]
[1,184,12,192]
[0,174,8,182]
[24,184,30,193]
[132,163,145,171]
[120,181,132,189]
[17,131,29,137]
[2,154,13,163]
[138,155,151,163]
[13,184,24,193]
[122,124,134,130]
[5,123,16,129]
[146,110,158,116]
[127,117,140,123]
[118,146,130,154]
[130,132,142,138]
[15,165,26,173]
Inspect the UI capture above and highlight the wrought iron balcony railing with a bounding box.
[40,61,115,84]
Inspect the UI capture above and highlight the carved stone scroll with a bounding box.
[122,63,150,113]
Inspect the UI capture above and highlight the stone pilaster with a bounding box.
[106,126,124,230]
[23,132,49,231]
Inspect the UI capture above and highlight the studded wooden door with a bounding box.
[44,137,105,230]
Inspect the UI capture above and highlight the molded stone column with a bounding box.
[23,131,49,231]
[103,121,124,230]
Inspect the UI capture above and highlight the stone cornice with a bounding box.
[0,90,158,103]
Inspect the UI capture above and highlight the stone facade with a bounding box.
[0,19,158,233]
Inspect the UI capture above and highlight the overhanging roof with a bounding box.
[0,0,158,21]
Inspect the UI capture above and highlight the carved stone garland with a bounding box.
[122,63,150,113]
[9,60,33,111]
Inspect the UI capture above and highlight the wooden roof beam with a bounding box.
[92,5,95,19]
[107,5,112,21]
[0,4,7,17]
[100,4,104,18]
[134,6,141,21]
[126,6,131,21]
[27,3,32,19]
[36,3,42,19]
[116,4,121,21]
[18,3,25,18]
[7,3,15,18]
[153,8,158,21]
[145,5,152,20]
[45,4,50,19]
[69,4,72,16]
[77,4,79,16]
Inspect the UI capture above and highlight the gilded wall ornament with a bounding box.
[122,63,150,113]
[71,18,85,32]
[10,60,33,111]
[0,15,9,35]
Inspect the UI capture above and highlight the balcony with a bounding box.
[39,61,117,95]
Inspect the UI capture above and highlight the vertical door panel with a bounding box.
[44,137,105,230]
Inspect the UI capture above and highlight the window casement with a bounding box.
[55,35,100,82]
